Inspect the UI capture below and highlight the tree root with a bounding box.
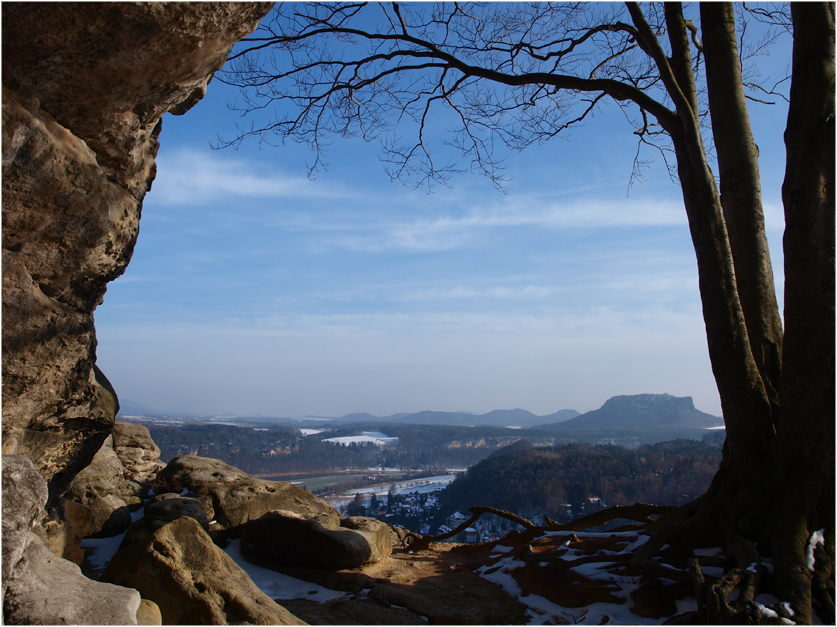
[544,502,675,532]
[404,502,675,551]
[402,505,539,551]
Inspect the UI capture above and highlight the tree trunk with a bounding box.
[701,3,784,423]
[771,4,836,623]
[634,5,834,622]
[656,7,774,468]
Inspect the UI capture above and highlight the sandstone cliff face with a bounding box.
[2,3,272,497]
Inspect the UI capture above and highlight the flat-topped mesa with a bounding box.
[1,3,272,498]
[600,393,696,413]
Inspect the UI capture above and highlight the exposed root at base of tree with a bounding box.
[400,495,834,624]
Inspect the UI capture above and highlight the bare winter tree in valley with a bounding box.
[218,3,834,622]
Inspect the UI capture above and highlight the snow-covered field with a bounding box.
[322,431,399,446]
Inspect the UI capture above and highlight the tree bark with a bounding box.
[650,7,774,469]
[701,3,784,424]
[772,4,836,622]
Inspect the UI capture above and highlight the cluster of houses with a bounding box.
[336,484,609,544]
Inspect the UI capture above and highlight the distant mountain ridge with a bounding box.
[533,394,722,431]
[118,394,720,433]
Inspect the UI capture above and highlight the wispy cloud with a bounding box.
[322,194,689,252]
[149,148,348,205]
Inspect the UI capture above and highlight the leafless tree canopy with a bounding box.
[218,2,787,190]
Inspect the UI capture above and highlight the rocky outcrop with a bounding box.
[112,422,165,483]
[242,511,392,570]
[120,493,210,551]
[157,456,338,530]
[67,436,144,537]
[2,4,272,622]
[2,456,145,624]
[102,517,304,625]
[2,2,273,497]
[4,533,144,625]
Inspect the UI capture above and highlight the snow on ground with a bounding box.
[224,539,345,603]
[476,552,660,625]
[323,435,394,446]
[299,429,324,436]
[80,507,145,575]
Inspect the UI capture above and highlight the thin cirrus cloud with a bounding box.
[149,147,348,204]
[149,148,687,241]
[320,196,689,253]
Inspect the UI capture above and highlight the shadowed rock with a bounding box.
[242,511,392,570]
[37,497,93,564]
[120,493,210,551]
[66,437,144,537]
[102,517,305,625]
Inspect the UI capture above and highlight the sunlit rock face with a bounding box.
[1,2,272,497]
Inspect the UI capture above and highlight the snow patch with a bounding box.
[223,539,344,602]
[80,508,145,574]
[806,528,825,572]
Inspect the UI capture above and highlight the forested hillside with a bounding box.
[442,440,723,522]
[140,421,560,475]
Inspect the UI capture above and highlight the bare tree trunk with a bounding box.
[771,4,836,623]
[701,3,784,423]
[649,6,774,468]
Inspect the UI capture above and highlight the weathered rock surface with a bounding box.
[67,437,144,537]
[102,517,304,625]
[2,2,272,497]
[2,456,48,598]
[112,422,165,483]
[36,497,93,564]
[136,599,163,626]
[242,511,392,570]
[4,534,143,625]
[120,493,210,551]
[158,456,338,529]
[2,455,143,625]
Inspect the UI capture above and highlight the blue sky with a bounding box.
[94,7,791,419]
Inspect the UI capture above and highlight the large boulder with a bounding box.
[102,517,304,625]
[4,534,143,625]
[2,456,144,624]
[66,437,144,537]
[112,422,165,483]
[120,494,210,551]
[157,456,338,530]
[241,511,392,570]
[2,2,273,498]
